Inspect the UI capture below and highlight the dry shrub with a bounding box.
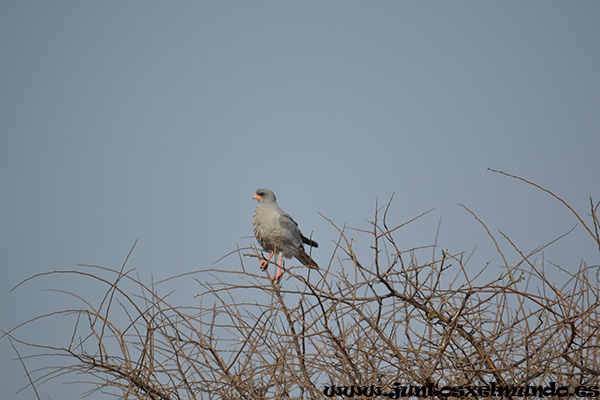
[4,170,600,399]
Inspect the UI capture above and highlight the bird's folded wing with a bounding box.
[276,214,301,243]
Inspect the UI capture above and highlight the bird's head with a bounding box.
[254,188,276,203]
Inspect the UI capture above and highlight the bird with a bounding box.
[252,188,318,282]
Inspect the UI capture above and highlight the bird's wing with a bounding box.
[302,235,318,248]
[277,213,302,245]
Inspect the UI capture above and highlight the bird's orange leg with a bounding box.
[273,254,284,282]
[259,252,275,270]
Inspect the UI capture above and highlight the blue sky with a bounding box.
[1,1,599,398]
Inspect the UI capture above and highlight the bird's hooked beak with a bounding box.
[253,193,262,200]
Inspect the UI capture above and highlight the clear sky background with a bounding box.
[1,1,599,398]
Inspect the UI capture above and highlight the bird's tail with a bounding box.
[296,249,319,269]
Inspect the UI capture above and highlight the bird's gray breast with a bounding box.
[253,206,302,258]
